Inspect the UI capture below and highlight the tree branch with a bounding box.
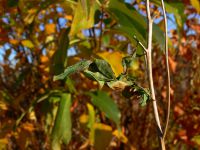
[160,0,171,140]
[145,0,165,149]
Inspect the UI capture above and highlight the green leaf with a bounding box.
[106,0,165,50]
[53,60,92,81]
[192,135,200,145]
[51,28,70,75]
[139,92,149,107]
[70,0,99,36]
[168,2,186,28]
[94,125,113,150]
[106,0,146,46]
[81,0,90,18]
[15,90,63,129]
[152,24,165,50]
[87,103,95,145]
[88,91,121,127]
[133,85,150,106]
[51,93,72,150]
[65,77,76,93]
[93,59,116,79]
[7,0,19,7]
[122,56,133,70]
[83,70,110,82]
[136,45,145,57]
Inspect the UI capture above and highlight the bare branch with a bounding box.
[160,0,171,140]
[145,0,166,149]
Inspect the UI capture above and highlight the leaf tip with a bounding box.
[53,75,60,81]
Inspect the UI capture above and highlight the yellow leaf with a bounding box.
[79,114,89,124]
[0,101,8,110]
[0,138,8,144]
[45,24,56,35]
[94,123,112,131]
[87,103,95,127]
[23,8,37,25]
[112,129,128,143]
[44,67,50,73]
[21,40,34,48]
[190,0,200,13]
[0,138,8,150]
[130,58,139,71]
[87,103,95,145]
[22,122,35,132]
[29,110,37,121]
[65,15,73,21]
[47,49,55,57]
[97,51,124,76]
[70,1,98,36]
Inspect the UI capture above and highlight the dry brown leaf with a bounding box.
[40,55,49,63]
[169,56,177,73]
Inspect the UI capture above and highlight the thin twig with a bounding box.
[91,27,97,49]
[133,35,147,52]
[98,6,104,51]
[145,0,166,149]
[160,0,170,140]
[146,0,163,134]
[89,29,94,49]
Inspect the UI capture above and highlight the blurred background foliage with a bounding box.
[0,0,199,149]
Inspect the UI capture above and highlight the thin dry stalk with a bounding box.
[145,0,167,149]
[160,0,171,140]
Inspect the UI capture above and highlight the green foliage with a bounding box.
[51,93,72,150]
[84,70,110,82]
[51,28,70,75]
[0,0,198,149]
[106,0,165,50]
[88,91,121,128]
[106,0,146,46]
[53,60,92,81]
[70,0,99,36]
[86,103,95,144]
[54,55,151,107]
[7,0,19,7]
[92,59,116,79]
[137,88,150,107]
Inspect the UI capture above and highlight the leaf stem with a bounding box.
[133,35,147,52]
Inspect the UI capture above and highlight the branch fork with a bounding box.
[141,0,170,149]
